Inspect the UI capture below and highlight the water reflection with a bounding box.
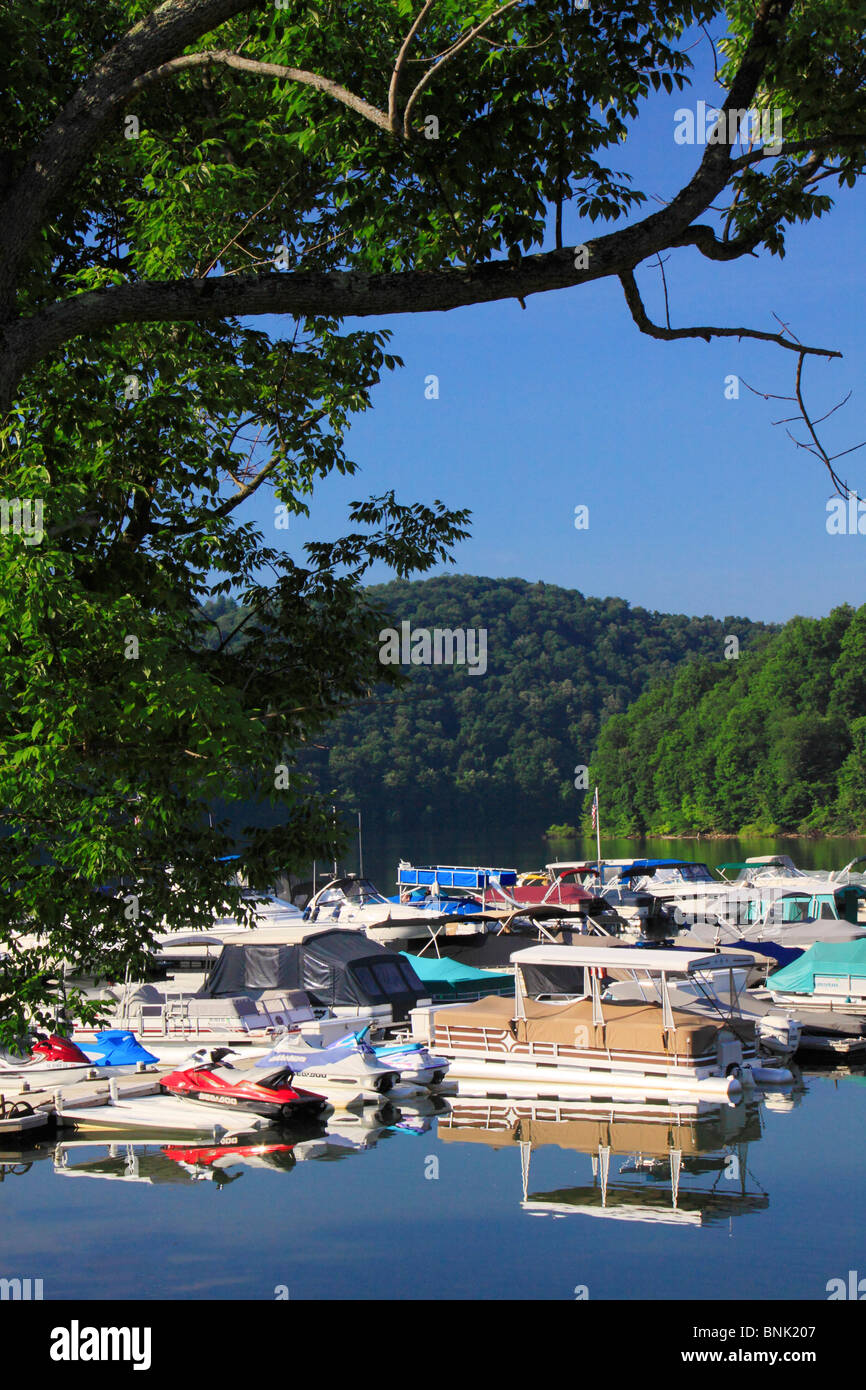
[0,1095,450,1188]
[439,1096,771,1226]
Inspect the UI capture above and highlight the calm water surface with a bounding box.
[3,831,865,1301]
[1,1070,864,1300]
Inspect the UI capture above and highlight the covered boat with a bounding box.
[80,1030,158,1068]
[400,951,512,1001]
[201,931,428,1023]
[766,939,866,1013]
[409,944,794,1102]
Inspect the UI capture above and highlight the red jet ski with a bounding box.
[0,1034,102,1084]
[159,1048,330,1121]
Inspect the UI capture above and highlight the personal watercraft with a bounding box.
[159,1047,330,1120]
[80,1030,159,1070]
[253,1032,401,1096]
[317,1028,449,1086]
[0,1034,103,1085]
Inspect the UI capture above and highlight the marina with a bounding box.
[2,834,864,1313]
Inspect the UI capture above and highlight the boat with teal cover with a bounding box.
[767,939,866,1012]
[400,952,512,1001]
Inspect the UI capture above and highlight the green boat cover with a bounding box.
[400,952,512,998]
[770,939,866,994]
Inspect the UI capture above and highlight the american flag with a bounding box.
[590,786,599,830]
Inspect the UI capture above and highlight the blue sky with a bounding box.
[239,43,866,626]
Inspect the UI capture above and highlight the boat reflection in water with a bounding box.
[0,1096,447,1189]
[437,1097,770,1226]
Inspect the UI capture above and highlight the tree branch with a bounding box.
[619,267,840,358]
[128,49,391,132]
[0,0,264,304]
[402,0,523,138]
[729,135,866,172]
[0,0,805,409]
[388,0,437,137]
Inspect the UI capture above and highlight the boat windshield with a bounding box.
[649,864,716,884]
[738,861,805,883]
[342,879,388,906]
[316,879,388,907]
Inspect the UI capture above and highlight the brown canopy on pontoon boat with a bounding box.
[433,994,756,1057]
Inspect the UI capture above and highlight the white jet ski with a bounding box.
[330,1028,450,1086]
[252,1032,401,1099]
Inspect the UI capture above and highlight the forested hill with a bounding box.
[290,575,774,830]
[589,605,866,836]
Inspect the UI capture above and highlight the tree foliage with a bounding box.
[589,604,866,835]
[2,0,866,1032]
[288,575,772,828]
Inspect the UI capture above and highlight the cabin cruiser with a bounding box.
[304,875,461,945]
[680,887,866,967]
[408,944,794,1104]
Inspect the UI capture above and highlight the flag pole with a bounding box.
[594,785,601,886]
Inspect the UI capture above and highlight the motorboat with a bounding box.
[763,940,866,1021]
[680,887,866,967]
[73,932,432,1051]
[400,951,513,1003]
[159,1047,331,1121]
[248,1033,401,1098]
[304,875,454,945]
[408,944,794,1103]
[507,863,608,913]
[596,948,801,1061]
[395,864,516,914]
[72,978,322,1052]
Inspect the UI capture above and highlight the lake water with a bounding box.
[2,832,865,1305]
[2,1068,864,1302]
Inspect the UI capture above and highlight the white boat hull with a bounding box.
[441,1054,740,1103]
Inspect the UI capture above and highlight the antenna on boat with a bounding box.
[357,810,364,877]
[332,804,338,877]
